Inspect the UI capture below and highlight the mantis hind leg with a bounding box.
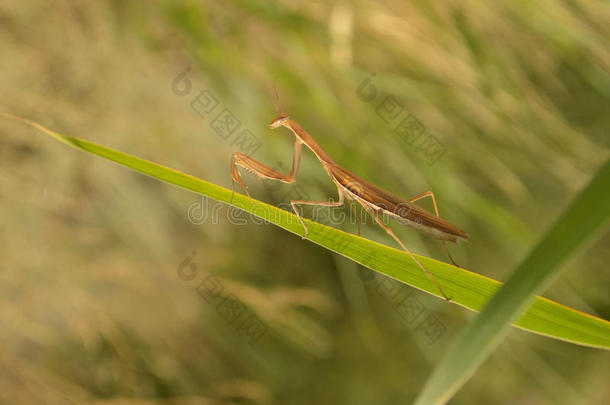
[360,201,451,301]
[408,191,461,268]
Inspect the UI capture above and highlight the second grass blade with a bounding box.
[414,158,610,405]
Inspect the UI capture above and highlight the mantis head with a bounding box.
[269,113,290,129]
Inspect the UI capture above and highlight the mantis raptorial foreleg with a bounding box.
[408,191,460,268]
[360,200,451,301]
[230,138,303,201]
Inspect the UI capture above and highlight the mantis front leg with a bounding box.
[230,138,303,201]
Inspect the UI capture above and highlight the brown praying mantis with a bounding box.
[230,106,468,301]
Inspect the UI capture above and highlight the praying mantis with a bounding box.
[230,105,468,301]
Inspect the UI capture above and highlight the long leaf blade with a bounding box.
[4,113,610,352]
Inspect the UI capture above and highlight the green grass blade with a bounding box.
[4,113,610,352]
[414,158,610,405]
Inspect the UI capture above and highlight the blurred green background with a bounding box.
[1,1,609,404]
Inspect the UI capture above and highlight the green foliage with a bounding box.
[3,1,610,403]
